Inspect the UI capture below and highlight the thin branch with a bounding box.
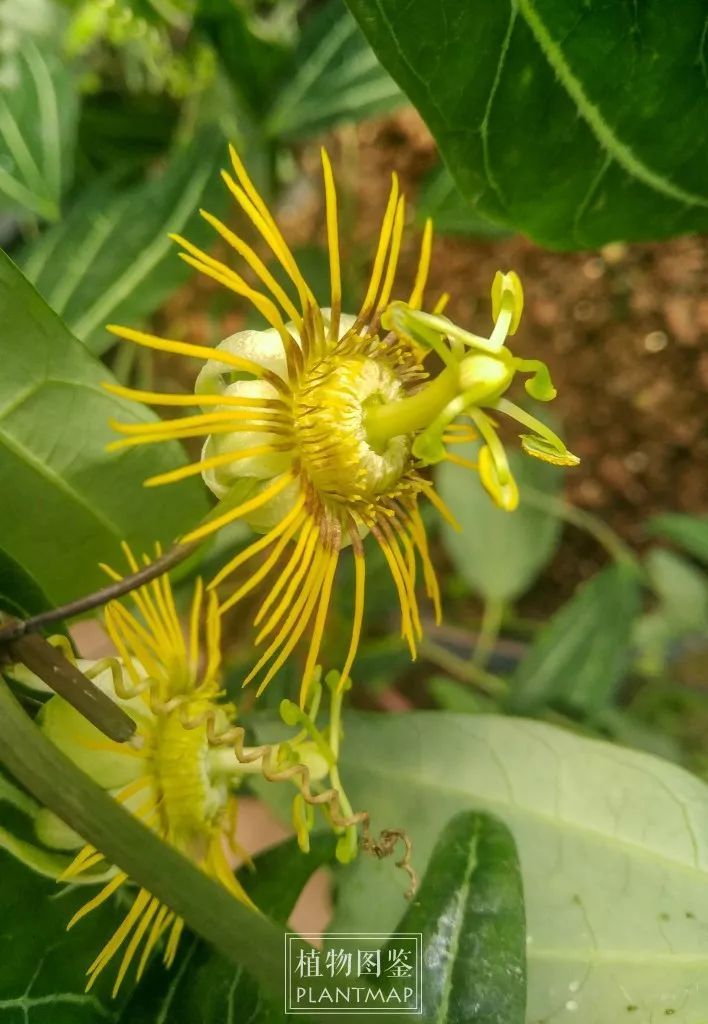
[0,542,196,643]
[4,631,137,745]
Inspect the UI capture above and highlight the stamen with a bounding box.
[408,218,433,310]
[321,148,341,343]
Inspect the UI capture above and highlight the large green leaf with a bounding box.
[317,712,708,1023]
[119,835,335,1024]
[647,515,708,568]
[265,0,402,140]
[0,545,53,620]
[20,131,227,354]
[417,165,512,239]
[0,250,207,605]
[0,844,131,1022]
[508,563,642,717]
[390,811,525,1024]
[0,40,78,222]
[346,0,708,249]
[436,441,563,602]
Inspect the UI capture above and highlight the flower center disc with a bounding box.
[293,353,411,504]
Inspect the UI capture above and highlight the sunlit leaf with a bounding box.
[266,0,402,140]
[318,711,708,1023]
[20,130,227,354]
[0,250,208,604]
[346,0,708,248]
[0,40,78,222]
[509,563,642,716]
[436,440,563,602]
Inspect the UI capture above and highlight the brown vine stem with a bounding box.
[0,541,197,644]
[0,542,196,742]
[3,631,137,745]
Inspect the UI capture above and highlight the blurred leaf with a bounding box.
[197,0,292,119]
[20,129,227,353]
[429,676,486,714]
[346,0,708,248]
[119,835,335,1024]
[390,811,525,1023]
[0,40,79,222]
[0,249,208,605]
[320,711,708,1022]
[509,563,641,716]
[0,545,53,620]
[266,0,402,140]
[436,440,563,602]
[75,90,180,179]
[0,844,132,1020]
[647,515,708,567]
[418,164,512,238]
[646,548,708,632]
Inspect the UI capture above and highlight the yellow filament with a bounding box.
[144,444,285,487]
[199,208,302,328]
[375,528,416,657]
[300,549,338,707]
[108,420,289,451]
[178,250,303,380]
[164,917,184,967]
[112,896,160,996]
[376,195,405,313]
[339,548,365,689]
[105,325,285,389]
[210,493,306,589]
[86,888,152,983]
[253,518,318,634]
[244,552,327,690]
[217,510,307,613]
[444,452,478,470]
[409,217,433,309]
[137,905,173,980]
[181,472,294,545]
[321,148,341,343]
[104,382,284,410]
[358,174,399,323]
[226,145,317,312]
[67,872,128,929]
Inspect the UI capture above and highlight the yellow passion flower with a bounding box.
[106,147,577,703]
[33,551,351,995]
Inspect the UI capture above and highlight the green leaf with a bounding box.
[119,835,335,1024]
[0,40,78,222]
[345,0,708,248]
[0,545,53,619]
[391,811,525,1023]
[436,441,563,602]
[323,711,708,1023]
[0,844,132,1021]
[266,0,402,141]
[196,0,292,120]
[509,563,641,716]
[645,548,708,633]
[417,165,513,238]
[647,515,708,568]
[429,676,487,714]
[0,678,286,1005]
[0,250,208,605]
[20,130,228,354]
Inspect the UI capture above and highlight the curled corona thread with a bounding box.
[26,548,362,995]
[106,147,577,704]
